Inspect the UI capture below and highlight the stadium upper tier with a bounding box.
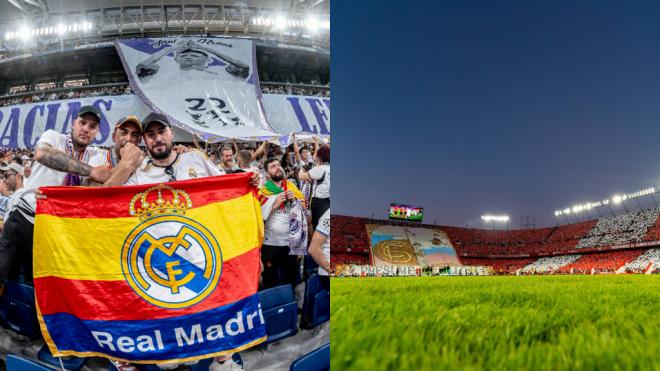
[0,40,329,98]
[0,1,329,57]
[0,81,328,108]
[332,210,660,274]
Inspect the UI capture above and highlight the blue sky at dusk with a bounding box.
[332,0,660,227]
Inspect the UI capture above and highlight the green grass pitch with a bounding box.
[331,275,660,370]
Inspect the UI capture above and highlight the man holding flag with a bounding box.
[258,157,308,290]
[0,105,143,283]
[123,112,259,370]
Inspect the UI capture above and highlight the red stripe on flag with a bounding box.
[35,248,261,321]
[37,172,255,218]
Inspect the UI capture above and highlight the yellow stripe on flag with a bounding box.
[34,193,263,280]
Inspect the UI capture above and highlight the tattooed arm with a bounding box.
[35,142,111,183]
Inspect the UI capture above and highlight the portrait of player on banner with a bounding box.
[136,39,250,84]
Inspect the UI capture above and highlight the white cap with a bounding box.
[0,163,24,177]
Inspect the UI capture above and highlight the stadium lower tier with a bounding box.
[331,249,660,275]
[332,214,660,274]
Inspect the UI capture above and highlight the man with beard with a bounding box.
[219,146,238,174]
[0,106,119,282]
[123,112,257,371]
[258,157,306,290]
[88,115,145,186]
[125,112,229,184]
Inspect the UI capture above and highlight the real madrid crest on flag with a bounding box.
[123,184,222,309]
[33,173,266,364]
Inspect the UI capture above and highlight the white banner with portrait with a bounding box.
[115,37,276,141]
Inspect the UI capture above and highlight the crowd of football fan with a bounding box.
[0,107,330,371]
[0,82,329,108]
[260,84,330,97]
[0,85,132,107]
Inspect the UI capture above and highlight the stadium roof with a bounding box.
[0,0,328,22]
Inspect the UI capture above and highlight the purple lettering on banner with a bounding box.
[45,103,61,132]
[305,98,330,135]
[92,99,112,145]
[322,99,330,110]
[24,105,45,148]
[0,108,20,148]
[61,101,82,134]
[31,103,63,145]
[286,97,315,133]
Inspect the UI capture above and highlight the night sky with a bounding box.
[331,0,660,228]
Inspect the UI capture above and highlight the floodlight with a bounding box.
[18,25,31,40]
[274,16,287,29]
[612,195,622,204]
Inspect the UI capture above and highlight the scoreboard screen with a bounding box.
[389,203,424,222]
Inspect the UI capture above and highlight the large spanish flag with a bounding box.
[34,173,266,364]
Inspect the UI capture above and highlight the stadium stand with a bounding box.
[558,249,647,274]
[543,220,597,254]
[519,255,582,273]
[459,258,536,274]
[575,208,660,249]
[0,82,329,108]
[332,208,660,275]
[622,248,660,273]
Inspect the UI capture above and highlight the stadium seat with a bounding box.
[289,343,330,371]
[6,354,53,371]
[258,284,298,344]
[0,281,41,339]
[37,344,86,371]
[304,255,319,279]
[301,275,329,329]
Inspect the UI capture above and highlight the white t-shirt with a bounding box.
[125,150,224,185]
[298,158,315,168]
[315,210,331,276]
[88,149,114,168]
[309,164,330,199]
[261,195,293,247]
[17,130,107,223]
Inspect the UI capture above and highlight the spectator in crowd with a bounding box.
[0,106,114,283]
[0,163,24,233]
[1,163,24,194]
[0,177,11,223]
[299,144,330,228]
[308,209,331,290]
[259,157,307,289]
[219,146,238,174]
[293,137,316,169]
[1,151,13,166]
[87,115,145,187]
